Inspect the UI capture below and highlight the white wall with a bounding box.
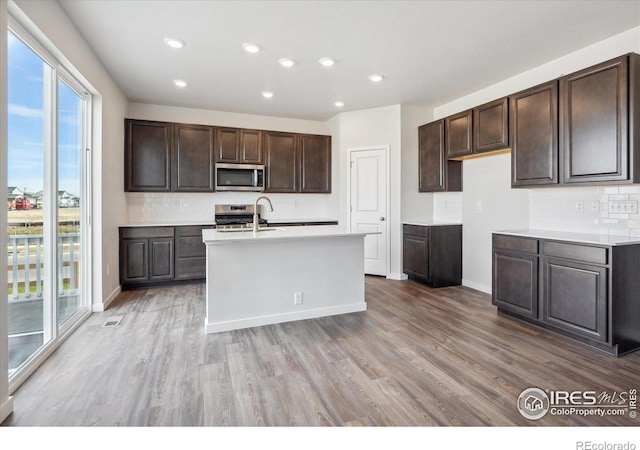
[461,155,529,292]
[335,105,404,279]
[125,103,338,224]
[11,0,128,309]
[0,0,14,424]
[401,104,435,223]
[432,26,640,293]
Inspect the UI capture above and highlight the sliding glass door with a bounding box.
[7,30,51,372]
[57,78,87,328]
[6,24,91,379]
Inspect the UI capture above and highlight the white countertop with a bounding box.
[121,221,216,228]
[403,220,462,227]
[267,218,338,224]
[493,229,640,246]
[202,225,375,243]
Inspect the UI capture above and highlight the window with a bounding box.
[6,21,92,385]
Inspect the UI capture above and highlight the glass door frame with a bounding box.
[56,71,92,337]
[7,16,92,391]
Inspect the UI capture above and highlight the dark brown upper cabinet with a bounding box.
[474,97,509,153]
[264,131,299,193]
[445,99,509,160]
[125,120,172,192]
[419,120,462,192]
[445,110,473,158]
[510,81,559,187]
[300,134,331,193]
[173,123,215,192]
[265,132,332,193]
[561,55,631,184]
[215,127,263,164]
[125,119,215,192]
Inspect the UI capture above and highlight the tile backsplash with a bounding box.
[126,192,335,224]
[530,185,640,237]
[433,192,463,222]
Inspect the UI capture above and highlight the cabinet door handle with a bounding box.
[379,217,385,221]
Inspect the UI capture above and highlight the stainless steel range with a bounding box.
[214,204,267,230]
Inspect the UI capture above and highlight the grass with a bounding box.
[8,208,81,235]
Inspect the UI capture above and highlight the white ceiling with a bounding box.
[58,0,640,121]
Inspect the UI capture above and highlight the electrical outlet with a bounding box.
[575,201,584,213]
[294,292,303,305]
[590,201,599,213]
[476,201,482,213]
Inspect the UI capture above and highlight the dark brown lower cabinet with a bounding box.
[492,233,640,356]
[120,227,175,288]
[175,225,214,280]
[120,225,212,289]
[403,224,462,288]
[542,258,607,342]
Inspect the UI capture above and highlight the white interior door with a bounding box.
[350,148,388,276]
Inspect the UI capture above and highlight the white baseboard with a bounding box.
[205,302,367,334]
[0,396,13,423]
[387,272,408,281]
[462,279,491,294]
[92,285,121,312]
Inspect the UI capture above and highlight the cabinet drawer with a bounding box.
[403,224,429,238]
[176,236,206,258]
[175,225,215,237]
[493,235,538,254]
[121,227,174,239]
[175,257,206,280]
[543,241,608,265]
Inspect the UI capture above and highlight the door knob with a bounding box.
[379,217,385,221]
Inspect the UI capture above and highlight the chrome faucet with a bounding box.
[253,195,274,232]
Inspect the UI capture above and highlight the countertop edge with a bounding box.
[493,229,640,247]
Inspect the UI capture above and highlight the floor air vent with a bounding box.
[102,315,124,328]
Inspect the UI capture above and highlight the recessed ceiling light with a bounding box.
[242,42,262,53]
[368,74,384,82]
[261,91,274,98]
[319,57,336,67]
[164,37,185,49]
[334,101,345,108]
[278,58,296,68]
[173,79,187,88]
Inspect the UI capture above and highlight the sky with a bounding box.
[7,30,82,198]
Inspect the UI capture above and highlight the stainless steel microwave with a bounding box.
[215,163,265,192]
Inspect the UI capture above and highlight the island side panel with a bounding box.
[205,235,366,333]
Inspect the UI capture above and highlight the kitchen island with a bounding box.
[202,226,373,333]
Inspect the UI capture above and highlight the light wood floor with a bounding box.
[3,276,640,426]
